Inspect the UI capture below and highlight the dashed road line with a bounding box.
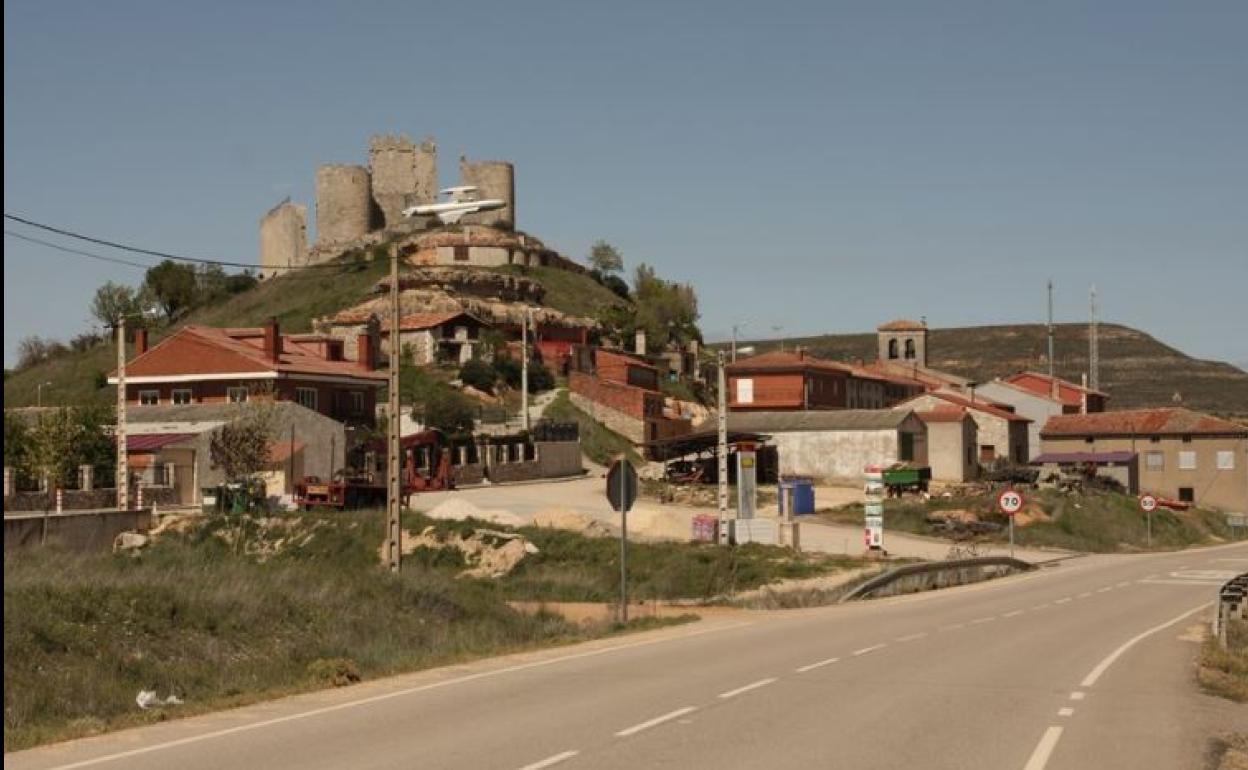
[1031,603,1050,610]
[1069,691,1085,701]
[896,632,928,642]
[1097,587,1113,593]
[1022,726,1064,770]
[1057,707,1074,717]
[940,623,966,631]
[718,678,777,699]
[1116,581,1130,588]
[795,657,839,673]
[1002,610,1024,618]
[518,750,580,770]
[1055,597,1072,604]
[853,644,887,656]
[970,617,996,625]
[615,707,698,738]
[1076,592,1092,599]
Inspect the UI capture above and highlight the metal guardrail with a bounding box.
[1212,571,1248,648]
[839,556,1037,603]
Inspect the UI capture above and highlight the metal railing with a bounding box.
[1212,571,1247,648]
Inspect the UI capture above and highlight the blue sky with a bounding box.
[5,0,1246,368]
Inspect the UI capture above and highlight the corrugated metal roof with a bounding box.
[727,409,916,433]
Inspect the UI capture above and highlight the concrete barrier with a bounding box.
[839,556,1036,602]
[3,508,153,552]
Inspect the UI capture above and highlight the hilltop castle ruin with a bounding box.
[259,134,519,278]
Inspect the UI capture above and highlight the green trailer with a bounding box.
[881,465,931,497]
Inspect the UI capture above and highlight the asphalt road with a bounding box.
[10,544,1246,770]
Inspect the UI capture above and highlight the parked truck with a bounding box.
[294,429,454,509]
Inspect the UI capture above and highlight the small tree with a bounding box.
[528,362,555,394]
[424,390,476,435]
[209,405,276,483]
[144,259,198,322]
[27,409,81,490]
[90,281,138,328]
[459,358,497,394]
[588,240,624,274]
[4,411,30,482]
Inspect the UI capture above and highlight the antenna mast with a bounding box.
[1047,281,1057,398]
[1089,284,1100,391]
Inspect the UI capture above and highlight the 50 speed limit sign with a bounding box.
[997,489,1025,516]
[1139,494,1159,513]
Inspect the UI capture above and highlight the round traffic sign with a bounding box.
[606,458,639,514]
[997,489,1025,516]
[1140,494,1158,513]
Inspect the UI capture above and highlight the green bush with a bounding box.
[459,358,497,394]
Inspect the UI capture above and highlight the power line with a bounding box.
[4,229,153,269]
[4,212,345,271]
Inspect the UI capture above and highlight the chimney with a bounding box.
[635,328,646,356]
[133,327,149,357]
[264,317,281,362]
[357,332,374,371]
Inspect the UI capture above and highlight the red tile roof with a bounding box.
[127,433,197,451]
[726,350,853,375]
[119,326,387,382]
[1041,408,1248,437]
[1005,371,1107,407]
[915,407,970,424]
[898,391,1031,423]
[381,312,476,333]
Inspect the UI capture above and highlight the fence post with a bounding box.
[80,464,94,492]
[4,466,12,498]
[56,487,63,514]
[136,485,143,511]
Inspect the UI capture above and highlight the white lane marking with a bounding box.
[1076,592,1092,599]
[1069,691,1085,701]
[896,632,928,642]
[1057,707,1074,717]
[718,677,778,699]
[1116,581,1130,588]
[1022,726,1064,770]
[40,621,750,770]
[1080,603,1210,688]
[1097,587,1113,593]
[796,657,840,673]
[1003,610,1024,618]
[853,644,886,656]
[940,623,966,631]
[1144,574,1160,580]
[519,750,580,770]
[615,706,698,737]
[1140,579,1228,586]
[1055,597,1072,604]
[970,617,996,625]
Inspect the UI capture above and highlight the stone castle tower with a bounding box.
[458,156,515,228]
[368,134,437,229]
[314,164,374,248]
[258,200,308,279]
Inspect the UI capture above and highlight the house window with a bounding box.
[736,378,754,405]
[1178,451,1196,470]
[980,445,996,463]
[227,387,249,403]
[295,387,317,410]
[138,390,159,405]
[888,339,899,360]
[1181,435,1192,443]
[172,389,192,405]
[1145,451,1164,471]
[349,391,366,415]
[904,339,916,360]
[1217,451,1235,470]
[1178,487,1195,503]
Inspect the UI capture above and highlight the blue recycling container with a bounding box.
[779,476,815,515]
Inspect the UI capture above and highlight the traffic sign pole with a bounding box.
[619,462,628,625]
[1140,495,1158,549]
[997,489,1025,559]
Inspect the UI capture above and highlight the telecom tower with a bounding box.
[1089,284,1100,391]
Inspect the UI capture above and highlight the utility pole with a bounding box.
[115,317,128,510]
[521,307,530,432]
[385,249,402,572]
[1089,284,1100,392]
[1047,281,1058,399]
[717,350,729,545]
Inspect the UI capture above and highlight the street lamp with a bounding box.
[37,381,52,407]
[731,322,748,362]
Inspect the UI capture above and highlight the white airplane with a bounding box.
[403,186,505,224]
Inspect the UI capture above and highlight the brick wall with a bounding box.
[569,390,646,444]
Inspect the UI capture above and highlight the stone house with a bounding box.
[380,311,488,366]
[1039,408,1247,511]
[978,376,1102,461]
[915,407,979,482]
[896,391,1030,466]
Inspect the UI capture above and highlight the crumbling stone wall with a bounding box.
[259,200,308,279]
[315,164,373,247]
[459,156,515,228]
[369,134,437,229]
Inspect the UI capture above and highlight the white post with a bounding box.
[116,318,129,510]
[56,487,63,513]
[522,307,530,432]
[717,351,729,544]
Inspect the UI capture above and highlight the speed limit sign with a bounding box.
[1140,494,1158,513]
[998,489,1025,516]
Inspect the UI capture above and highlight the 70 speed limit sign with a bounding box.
[997,489,1025,516]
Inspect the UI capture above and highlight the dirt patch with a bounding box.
[532,507,616,538]
[425,497,525,528]
[397,526,539,578]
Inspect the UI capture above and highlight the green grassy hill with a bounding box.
[4,257,625,408]
[739,323,1248,419]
